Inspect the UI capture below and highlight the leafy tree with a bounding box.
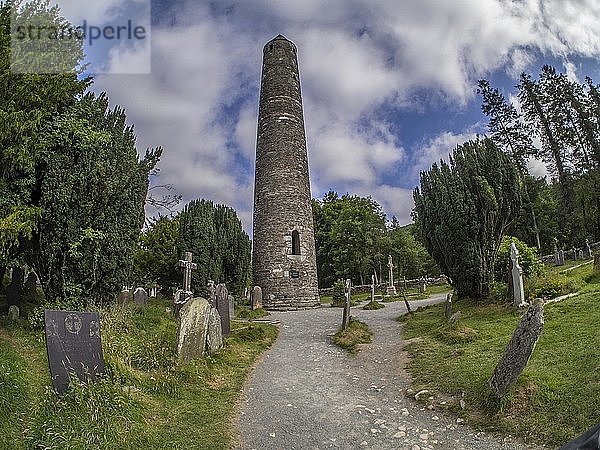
[28,93,159,304]
[178,199,251,296]
[386,220,439,280]
[134,215,181,292]
[413,138,523,299]
[313,191,387,287]
[0,0,89,276]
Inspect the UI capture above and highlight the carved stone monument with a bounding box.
[341,279,351,330]
[488,300,544,398]
[44,310,105,395]
[251,286,263,310]
[215,283,231,338]
[133,287,148,307]
[177,251,197,296]
[510,242,526,307]
[386,255,397,296]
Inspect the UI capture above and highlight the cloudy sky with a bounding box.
[53,0,600,232]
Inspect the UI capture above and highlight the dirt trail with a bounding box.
[234,296,536,449]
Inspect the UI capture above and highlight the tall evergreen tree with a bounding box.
[0,0,89,279]
[28,93,159,304]
[413,138,522,299]
[177,199,251,296]
[478,79,541,249]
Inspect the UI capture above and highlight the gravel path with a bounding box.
[234,296,537,450]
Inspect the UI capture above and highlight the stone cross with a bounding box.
[585,239,592,258]
[386,255,397,296]
[510,243,525,307]
[370,274,375,303]
[177,252,197,293]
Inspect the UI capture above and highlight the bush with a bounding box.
[487,281,508,303]
[495,236,543,283]
[525,274,581,300]
[331,279,346,307]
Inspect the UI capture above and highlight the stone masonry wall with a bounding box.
[252,35,320,309]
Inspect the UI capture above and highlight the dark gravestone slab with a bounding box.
[215,284,231,338]
[44,309,105,395]
[133,287,148,306]
[559,422,600,450]
[118,289,131,305]
[6,267,24,307]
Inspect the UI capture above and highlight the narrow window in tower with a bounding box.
[291,230,300,255]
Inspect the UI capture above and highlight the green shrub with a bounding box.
[525,274,581,300]
[28,295,91,330]
[495,236,543,283]
[487,281,508,303]
[331,279,346,307]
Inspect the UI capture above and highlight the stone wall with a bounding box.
[252,35,319,310]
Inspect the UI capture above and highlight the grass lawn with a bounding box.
[399,262,599,447]
[0,297,277,450]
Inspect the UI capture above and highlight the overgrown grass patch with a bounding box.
[333,318,372,354]
[401,263,600,447]
[235,307,270,320]
[0,297,278,449]
[362,300,384,310]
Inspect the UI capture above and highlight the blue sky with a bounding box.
[51,0,600,232]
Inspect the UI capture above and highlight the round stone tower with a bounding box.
[252,35,320,310]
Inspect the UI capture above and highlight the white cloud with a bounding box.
[88,0,600,233]
[411,130,479,179]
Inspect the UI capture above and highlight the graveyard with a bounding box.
[3,1,600,449]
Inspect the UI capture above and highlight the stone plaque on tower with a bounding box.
[252,35,320,310]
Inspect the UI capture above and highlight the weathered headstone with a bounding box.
[215,283,231,337]
[584,239,592,258]
[149,286,157,298]
[228,294,235,323]
[341,279,351,330]
[386,255,397,296]
[207,280,216,307]
[133,287,148,306]
[176,297,211,362]
[420,277,427,293]
[488,300,544,398]
[572,246,578,261]
[44,309,105,395]
[251,286,263,310]
[370,274,375,303]
[118,287,131,305]
[173,289,193,317]
[6,267,24,307]
[510,242,526,307]
[206,307,223,353]
[22,272,38,303]
[444,293,453,320]
[403,276,412,313]
[578,249,584,260]
[8,305,19,321]
[558,249,565,265]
